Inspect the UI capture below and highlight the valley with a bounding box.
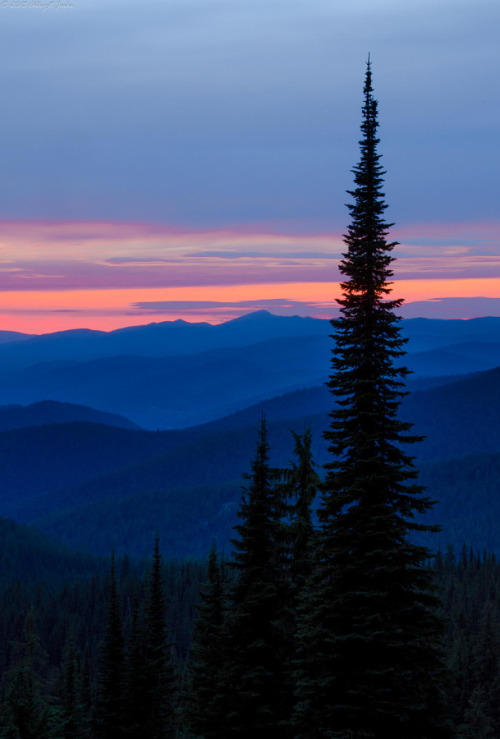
[0,311,498,558]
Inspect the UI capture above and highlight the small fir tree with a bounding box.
[123,595,149,739]
[183,543,228,739]
[59,635,89,739]
[276,429,320,730]
[284,429,319,592]
[94,554,125,739]
[143,535,177,739]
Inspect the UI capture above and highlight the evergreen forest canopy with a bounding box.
[1,62,500,737]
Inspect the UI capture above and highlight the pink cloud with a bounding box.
[0,218,499,331]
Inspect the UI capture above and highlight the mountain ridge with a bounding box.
[0,360,499,556]
[0,399,140,431]
[0,312,499,427]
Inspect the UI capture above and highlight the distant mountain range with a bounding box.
[0,310,500,558]
[0,311,500,428]
[0,311,326,368]
[0,400,139,432]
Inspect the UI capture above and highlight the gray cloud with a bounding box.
[105,257,183,264]
[400,298,500,319]
[132,298,332,316]
[188,251,339,259]
[134,296,500,321]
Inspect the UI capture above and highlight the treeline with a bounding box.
[0,541,206,738]
[1,428,500,737]
[437,546,500,736]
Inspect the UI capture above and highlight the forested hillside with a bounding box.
[0,454,498,737]
[0,360,499,557]
[0,400,139,431]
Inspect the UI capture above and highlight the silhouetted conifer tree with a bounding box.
[123,595,149,739]
[94,554,125,739]
[284,429,319,592]
[183,543,228,738]
[275,429,320,732]
[143,536,176,739]
[294,59,450,738]
[60,635,89,739]
[225,419,290,737]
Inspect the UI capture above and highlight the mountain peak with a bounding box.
[227,310,276,323]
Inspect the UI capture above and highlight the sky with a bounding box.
[0,0,499,333]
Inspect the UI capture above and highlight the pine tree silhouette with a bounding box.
[293,59,450,739]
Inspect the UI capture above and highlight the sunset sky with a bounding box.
[0,0,499,333]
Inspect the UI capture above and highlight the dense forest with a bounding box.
[1,466,500,737]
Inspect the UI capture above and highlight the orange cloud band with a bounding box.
[0,219,499,332]
[0,278,499,333]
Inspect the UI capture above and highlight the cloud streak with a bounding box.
[0,219,499,330]
[399,297,500,320]
[132,298,325,318]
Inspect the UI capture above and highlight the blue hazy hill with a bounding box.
[0,313,499,427]
[0,400,139,431]
[0,311,498,557]
[0,311,326,370]
[0,335,330,428]
[0,361,498,556]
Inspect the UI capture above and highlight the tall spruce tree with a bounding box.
[294,59,450,738]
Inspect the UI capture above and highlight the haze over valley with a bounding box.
[0,310,498,559]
